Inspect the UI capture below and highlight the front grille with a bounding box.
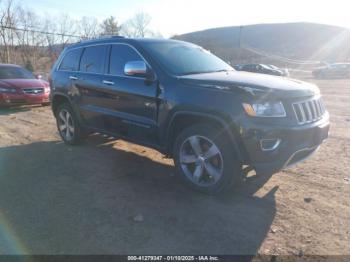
[22,88,44,95]
[293,97,326,124]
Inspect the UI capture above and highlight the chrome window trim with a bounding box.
[56,42,156,80]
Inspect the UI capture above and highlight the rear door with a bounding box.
[74,45,111,129]
[52,48,83,102]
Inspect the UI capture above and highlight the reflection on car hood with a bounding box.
[178,71,319,97]
[0,79,49,89]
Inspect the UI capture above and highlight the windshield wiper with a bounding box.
[180,69,233,76]
[180,71,209,76]
[211,69,234,73]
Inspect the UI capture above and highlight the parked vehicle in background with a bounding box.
[266,64,290,77]
[313,63,350,79]
[50,38,330,194]
[0,64,50,107]
[234,64,287,77]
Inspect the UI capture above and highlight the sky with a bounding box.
[20,0,350,37]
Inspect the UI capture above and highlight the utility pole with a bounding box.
[238,25,243,63]
[239,25,243,48]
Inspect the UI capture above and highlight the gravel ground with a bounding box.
[0,78,349,255]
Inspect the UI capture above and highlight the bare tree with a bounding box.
[0,0,19,63]
[16,7,46,68]
[79,16,100,39]
[122,12,152,38]
[57,14,79,47]
[100,16,121,36]
[0,0,162,74]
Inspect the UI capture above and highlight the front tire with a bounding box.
[173,124,242,194]
[55,103,85,145]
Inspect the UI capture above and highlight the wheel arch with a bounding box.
[51,93,71,115]
[165,111,243,163]
[52,93,85,125]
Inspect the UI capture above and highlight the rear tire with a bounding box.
[173,124,242,194]
[55,102,85,145]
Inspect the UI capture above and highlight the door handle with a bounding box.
[103,80,115,85]
[69,76,78,80]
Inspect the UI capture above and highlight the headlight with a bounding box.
[243,102,286,117]
[0,87,16,93]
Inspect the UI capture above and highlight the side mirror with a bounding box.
[124,61,149,78]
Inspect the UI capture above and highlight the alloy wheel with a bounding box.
[58,109,75,141]
[179,135,224,187]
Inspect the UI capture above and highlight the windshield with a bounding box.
[0,66,36,80]
[141,41,234,76]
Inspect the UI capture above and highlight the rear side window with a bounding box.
[80,45,108,74]
[59,48,83,71]
[109,45,143,76]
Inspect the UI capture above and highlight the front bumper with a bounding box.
[0,93,50,106]
[240,115,330,175]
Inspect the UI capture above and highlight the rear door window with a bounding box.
[109,44,144,76]
[80,45,108,74]
[59,48,83,71]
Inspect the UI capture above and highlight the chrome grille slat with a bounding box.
[320,100,326,114]
[293,97,326,125]
[305,102,312,120]
[298,104,306,123]
[315,100,322,116]
[309,101,316,119]
[314,100,322,116]
[22,88,44,95]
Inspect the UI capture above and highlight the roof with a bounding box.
[67,37,186,50]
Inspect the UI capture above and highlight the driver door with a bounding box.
[100,44,159,144]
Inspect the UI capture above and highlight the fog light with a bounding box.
[260,139,281,151]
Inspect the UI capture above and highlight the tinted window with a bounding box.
[59,48,83,71]
[0,66,35,79]
[141,41,233,76]
[109,45,143,76]
[80,45,108,74]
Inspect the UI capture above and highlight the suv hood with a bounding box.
[178,71,319,98]
[0,79,49,89]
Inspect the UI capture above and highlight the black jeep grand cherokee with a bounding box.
[50,37,330,194]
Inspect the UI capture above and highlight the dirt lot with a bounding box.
[0,78,349,256]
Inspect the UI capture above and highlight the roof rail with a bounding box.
[75,35,126,44]
[98,35,125,39]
